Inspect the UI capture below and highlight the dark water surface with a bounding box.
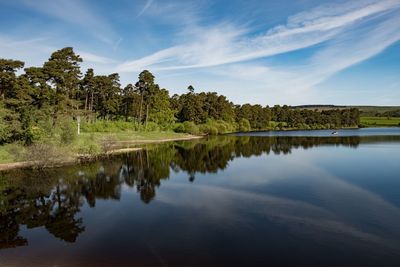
[1,128,400,267]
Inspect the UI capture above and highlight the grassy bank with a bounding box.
[0,131,200,167]
[360,117,400,127]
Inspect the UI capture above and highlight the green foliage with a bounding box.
[172,123,185,133]
[199,124,218,135]
[81,120,136,133]
[60,120,77,144]
[77,141,101,156]
[144,122,161,132]
[148,88,176,129]
[182,121,200,135]
[0,47,364,150]
[74,134,101,156]
[238,118,251,132]
[0,58,24,97]
[0,143,25,163]
[0,104,11,144]
[360,116,400,127]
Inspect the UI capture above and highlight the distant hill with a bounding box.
[293,105,400,115]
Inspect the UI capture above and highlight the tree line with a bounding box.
[0,47,360,144]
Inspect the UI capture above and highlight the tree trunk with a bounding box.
[84,93,88,111]
[139,94,144,123]
[145,104,149,131]
[90,92,94,111]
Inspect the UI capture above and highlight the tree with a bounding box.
[187,85,195,93]
[121,84,138,122]
[135,70,155,123]
[148,88,175,128]
[0,59,24,98]
[93,73,121,119]
[80,68,95,111]
[43,47,82,124]
[178,92,205,123]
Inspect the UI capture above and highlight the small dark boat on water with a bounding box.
[331,131,339,135]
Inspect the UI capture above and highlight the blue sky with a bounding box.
[1,0,399,105]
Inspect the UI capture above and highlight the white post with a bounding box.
[77,116,81,135]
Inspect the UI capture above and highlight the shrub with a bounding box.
[60,120,77,144]
[144,122,160,132]
[173,123,185,133]
[19,143,69,168]
[238,118,251,132]
[0,122,10,144]
[215,123,227,134]
[183,121,200,135]
[199,124,218,135]
[77,140,101,156]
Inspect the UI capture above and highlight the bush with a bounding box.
[183,121,200,135]
[81,120,136,133]
[199,124,218,135]
[60,120,77,144]
[173,123,185,133]
[77,140,101,156]
[238,118,251,132]
[144,121,160,132]
[215,123,227,134]
[198,119,237,135]
[19,143,69,167]
[0,122,10,144]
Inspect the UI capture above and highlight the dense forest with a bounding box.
[0,47,360,145]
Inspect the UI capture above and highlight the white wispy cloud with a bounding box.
[2,0,399,105]
[114,0,400,104]
[16,0,118,45]
[0,35,56,66]
[0,35,118,77]
[137,0,154,17]
[117,0,400,72]
[78,51,117,64]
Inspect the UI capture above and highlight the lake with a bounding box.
[1,128,400,267]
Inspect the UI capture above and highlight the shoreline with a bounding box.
[0,135,204,172]
[1,126,398,172]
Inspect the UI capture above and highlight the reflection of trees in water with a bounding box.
[0,182,84,248]
[1,135,391,248]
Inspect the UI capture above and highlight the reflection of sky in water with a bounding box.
[2,133,400,267]
[159,142,400,249]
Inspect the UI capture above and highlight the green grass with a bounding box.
[360,116,400,127]
[0,146,13,164]
[0,131,194,166]
[78,131,190,141]
[0,144,26,164]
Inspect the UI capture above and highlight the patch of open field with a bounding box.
[360,117,400,127]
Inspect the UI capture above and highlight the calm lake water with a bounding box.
[1,128,400,267]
